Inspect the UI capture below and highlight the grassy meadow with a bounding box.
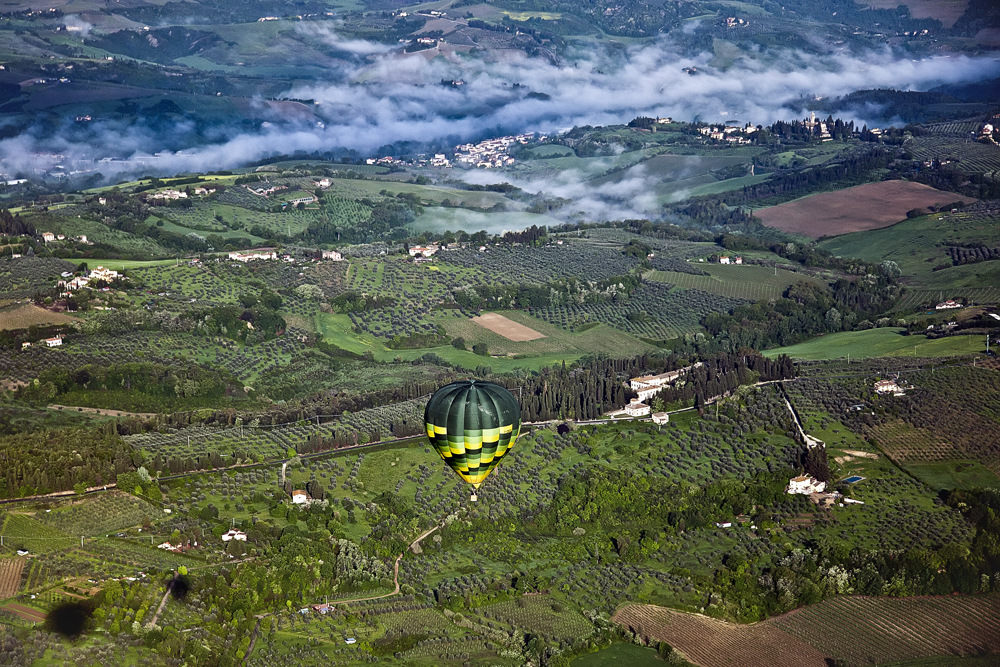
[763,328,986,360]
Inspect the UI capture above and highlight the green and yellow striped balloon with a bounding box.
[424,380,521,497]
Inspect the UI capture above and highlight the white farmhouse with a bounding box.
[651,412,670,425]
[44,336,63,347]
[221,530,248,542]
[321,250,342,261]
[624,399,650,417]
[291,489,309,504]
[874,379,905,396]
[408,245,439,258]
[787,475,826,495]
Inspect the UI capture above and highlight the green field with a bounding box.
[904,460,1000,491]
[435,310,657,358]
[571,642,665,666]
[763,328,985,360]
[323,178,514,209]
[60,258,185,270]
[645,264,826,301]
[314,311,622,372]
[524,144,575,158]
[818,209,1000,289]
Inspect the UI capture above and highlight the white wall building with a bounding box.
[624,399,650,417]
[787,475,826,495]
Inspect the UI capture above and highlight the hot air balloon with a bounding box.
[424,380,521,501]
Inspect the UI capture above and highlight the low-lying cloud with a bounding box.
[1,35,998,188]
[295,23,396,57]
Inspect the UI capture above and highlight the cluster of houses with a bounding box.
[697,123,757,144]
[408,244,440,259]
[57,265,122,296]
[803,112,833,141]
[148,189,188,201]
[40,232,89,245]
[787,475,865,508]
[604,366,707,421]
[228,250,278,262]
[718,256,743,265]
[365,156,405,166]
[629,364,703,401]
[935,299,962,310]
[226,248,342,263]
[454,133,533,168]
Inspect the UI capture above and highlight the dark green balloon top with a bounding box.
[424,380,521,488]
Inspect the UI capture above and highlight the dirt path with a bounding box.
[146,583,173,629]
[326,522,443,605]
[47,404,158,419]
[242,521,445,665]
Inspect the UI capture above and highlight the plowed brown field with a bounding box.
[0,558,24,598]
[614,594,1000,667]
[754,181,976,239]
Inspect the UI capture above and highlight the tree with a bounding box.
[294,284,324,300]
[472,342,488,356]
[879,260,902,278]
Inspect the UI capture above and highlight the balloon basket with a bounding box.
[470,493,478,502]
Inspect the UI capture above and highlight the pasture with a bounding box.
[762,328,985,360]
[904,460,1000,491]
[316,309,654,371]
[440,310,657,358]
[755,181,975,238]
[571,643,663,666]
[818,207,1000,287]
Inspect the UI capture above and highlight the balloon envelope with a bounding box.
[424,380,521,489]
